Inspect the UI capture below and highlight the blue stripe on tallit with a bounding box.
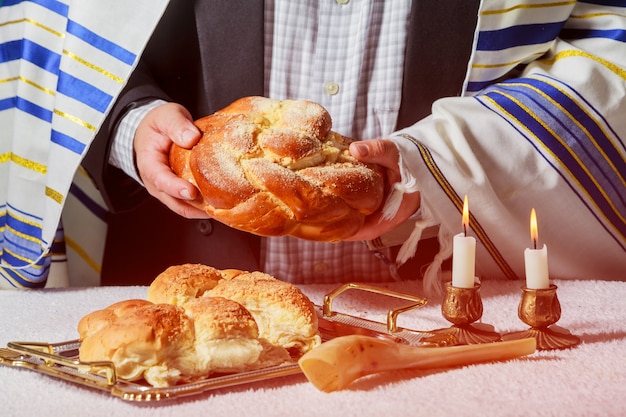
[66,20,136,65]
[495,77,626,198]
[476,22,567,51]
[2,204,43,238]
[475,75,626,247]
[0,41,113,114]
[2,0,68,15]
[6,221,42,248]
[51,130,86,154]
[0,207,50,288]
[68,182,107,222]
[466,80,495,94]
[0,96,53,122]
[0,262,49,287]
[4,234,40,261]
[1,1,135,65]
[57,72,113,113]
[0,39,60,71]
[578,0,626,7]
[560,29,626,44]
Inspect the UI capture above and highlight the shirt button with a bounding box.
[197,219,214,236]
[314,262,329,274]
[324,81,340,96]
[336,0,350,4]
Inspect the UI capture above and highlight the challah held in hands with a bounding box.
[169,96,386,242]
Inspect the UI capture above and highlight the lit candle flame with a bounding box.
[530,208,538,249]
[462,195,469,236]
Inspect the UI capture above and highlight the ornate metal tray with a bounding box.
[0,283,444,402]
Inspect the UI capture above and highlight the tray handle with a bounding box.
[322,283,428,333]
[7,341,118,385]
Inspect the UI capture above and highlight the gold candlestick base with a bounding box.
[502,284,580,350]
[430,282,501,345]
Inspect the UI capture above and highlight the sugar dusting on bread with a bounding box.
[170,96,384,242]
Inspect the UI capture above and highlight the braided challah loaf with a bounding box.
[170,96,385,241]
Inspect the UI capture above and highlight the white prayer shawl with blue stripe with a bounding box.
[0,0,169,288]
[391,0,626,296]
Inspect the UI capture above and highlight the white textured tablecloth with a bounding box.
[1,279,625,417]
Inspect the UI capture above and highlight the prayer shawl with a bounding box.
[390,0,626,296]
[0,0,169,288]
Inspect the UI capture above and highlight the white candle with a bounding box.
[524,208,550,289]
[452,196,476,288]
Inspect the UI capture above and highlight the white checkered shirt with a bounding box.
[111,0,411,284]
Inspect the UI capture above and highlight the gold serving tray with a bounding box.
[0,283,442,402]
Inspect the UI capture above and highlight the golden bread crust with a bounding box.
[77,265,320,387]
[183,296,259,340]
[77,299,153,341]
[206,271,321,356]
[169,96,384,241]
[147,263,224,305]
[79,303,195,387]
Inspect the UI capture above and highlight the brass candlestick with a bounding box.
[430,282,501,345]
[502,284,580,350]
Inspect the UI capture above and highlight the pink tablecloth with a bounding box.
[1,279,625,417]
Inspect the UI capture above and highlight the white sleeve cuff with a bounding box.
[108,99,167,185]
